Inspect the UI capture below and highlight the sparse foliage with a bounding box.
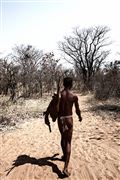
[40,52,62,94]
[12,44,43,97]
[94,60,120,100]
[58,26,110,90]
[0,57,18,101]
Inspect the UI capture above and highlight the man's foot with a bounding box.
[62,169,70,177]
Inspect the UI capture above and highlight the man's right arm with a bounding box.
[74,96,82,121]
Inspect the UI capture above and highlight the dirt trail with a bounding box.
[0,95,120,180]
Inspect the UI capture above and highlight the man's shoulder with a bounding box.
[68,92,78,102]
[60,90,65,96]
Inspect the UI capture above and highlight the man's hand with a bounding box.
[79,116,82,122]
[43,112,52,132]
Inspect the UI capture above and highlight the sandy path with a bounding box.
[0,95,120,180]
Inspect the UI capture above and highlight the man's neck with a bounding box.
[64,88,70,91]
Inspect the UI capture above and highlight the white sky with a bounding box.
[0,0,120,62]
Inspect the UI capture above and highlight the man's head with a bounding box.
[63,77,73,89]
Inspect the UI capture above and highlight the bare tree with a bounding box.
[12,44,43,97]
[0,58,9,95]
[58,26,110,90]
[40,52,62,94]
[0,57,18,101]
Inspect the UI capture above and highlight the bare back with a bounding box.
[59,89,79,117]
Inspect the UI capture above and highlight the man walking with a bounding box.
[58,77,82,177]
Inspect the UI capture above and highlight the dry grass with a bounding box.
[0,93,120,131]
[0,95,52,131]
[85,94,120,122]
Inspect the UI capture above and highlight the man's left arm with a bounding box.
[74,96,82,122]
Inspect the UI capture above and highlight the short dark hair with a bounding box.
[63,77,73,89]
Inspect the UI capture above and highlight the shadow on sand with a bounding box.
[6,153,66,179]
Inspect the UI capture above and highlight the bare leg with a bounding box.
[58,120,66,160]
[61,136,66,161]
[58,117,73,176]
[62,127,72,177]
[63,141,71,177]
